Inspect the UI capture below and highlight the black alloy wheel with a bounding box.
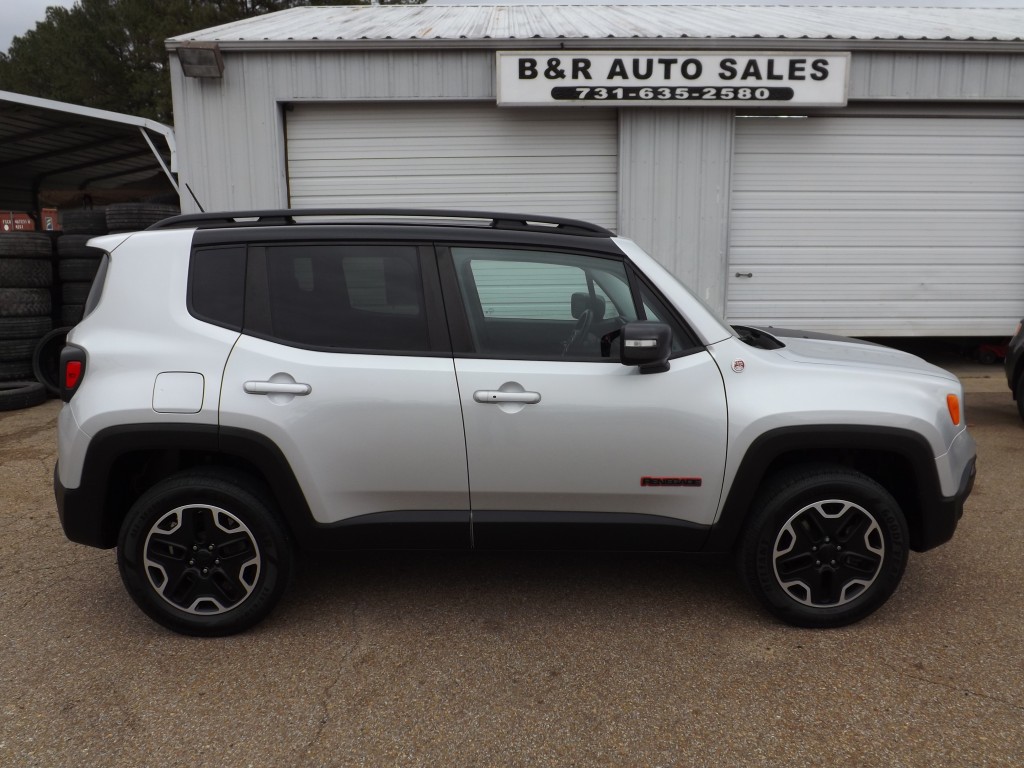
[771,498,885,607]
[738,465,909,628]
[118,470,292,636]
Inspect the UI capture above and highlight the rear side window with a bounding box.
[263,244,431,353]
[190,246,246,330]
[82,253,110,319]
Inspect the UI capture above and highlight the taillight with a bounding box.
[65,361,82,389]
[60,346,86,402]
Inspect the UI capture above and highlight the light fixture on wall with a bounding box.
[178,43,224,79]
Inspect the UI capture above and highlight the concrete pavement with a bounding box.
[0,359,1020,767]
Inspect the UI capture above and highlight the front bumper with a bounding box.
[915,455,976,552]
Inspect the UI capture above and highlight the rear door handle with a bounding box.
[473,390,541,404]
[244,381,312,396]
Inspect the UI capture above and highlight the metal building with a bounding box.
[166,2,1024,336]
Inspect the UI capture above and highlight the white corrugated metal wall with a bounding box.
[618,109,734,315]
[727,115,1024,336]
[285,102,619,230]
[170,43,1024,334]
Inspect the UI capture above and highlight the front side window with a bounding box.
[636,280,692,356]
[451,247,638,360]
[263,244,430,352]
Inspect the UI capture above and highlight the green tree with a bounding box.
[0,0,421,123]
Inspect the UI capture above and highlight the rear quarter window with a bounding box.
[82,253,109,319]
[189,246,246,330]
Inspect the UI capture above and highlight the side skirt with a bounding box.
[472,510,710,552]
[301,510,710,552]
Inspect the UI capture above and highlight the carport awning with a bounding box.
[0,89,177,211]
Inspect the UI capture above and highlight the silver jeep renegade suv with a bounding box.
[54,209,977,636]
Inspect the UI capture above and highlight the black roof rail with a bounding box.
[147,208,615,237]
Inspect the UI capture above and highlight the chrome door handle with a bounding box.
[244,381,312,396]
[473,390,541,404]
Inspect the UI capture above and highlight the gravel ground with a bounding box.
[0,360,1021,767]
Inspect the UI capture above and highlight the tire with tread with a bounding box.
[58,234,104,259]
[106,203,179,232]
[57,259,100,283]
[0,232,52,257]
[0,288,51,317]
[60,209,108,235]
[0,258,52,288]
[117,469,293,637]
[60,304,84,326]
[0,359,35,381]
[0,337,38,359]
[737,464,909,628]
[61,281,92,305]
[0,381,47,411]
[0,316,52,340]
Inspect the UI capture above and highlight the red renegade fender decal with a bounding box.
[641,476,702,488]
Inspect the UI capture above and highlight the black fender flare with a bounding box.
[56,424,314,549]
[703,425,950,553]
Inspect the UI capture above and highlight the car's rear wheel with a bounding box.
[737,465,908,628]
[117,470,292,636]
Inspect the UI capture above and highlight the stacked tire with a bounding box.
[58,208,108,326]
[106,202,180,233]
[57,235,105,326]
[0,232,51,411]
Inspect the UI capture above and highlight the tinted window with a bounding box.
[82,252,110,320]
[190,246,245,330]
[637,278,697,354]
[265,244,430,352]
[451,247,636,360]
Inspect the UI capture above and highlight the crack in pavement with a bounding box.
[303,595,364,758]
[886,662,1024,713]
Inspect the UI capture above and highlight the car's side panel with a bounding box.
[219,340,470,524]
[53,422,472,551]
[455,353,729,526]
[59,229,239,489]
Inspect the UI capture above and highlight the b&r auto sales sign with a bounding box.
[497,51,850,107]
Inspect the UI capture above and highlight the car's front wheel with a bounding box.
[117,470,292,636]
[737,465,909,628]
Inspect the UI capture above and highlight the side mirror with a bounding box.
[620,321,672,374]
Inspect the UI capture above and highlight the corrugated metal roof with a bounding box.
[0,90,177,210]
[166,5,1024,46]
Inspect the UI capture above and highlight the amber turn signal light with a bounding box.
[946,394,961,426]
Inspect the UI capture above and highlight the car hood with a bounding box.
[754,327,956,381]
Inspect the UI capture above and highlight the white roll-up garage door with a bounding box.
[286,102,619,230]
[728,116,1024,336]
